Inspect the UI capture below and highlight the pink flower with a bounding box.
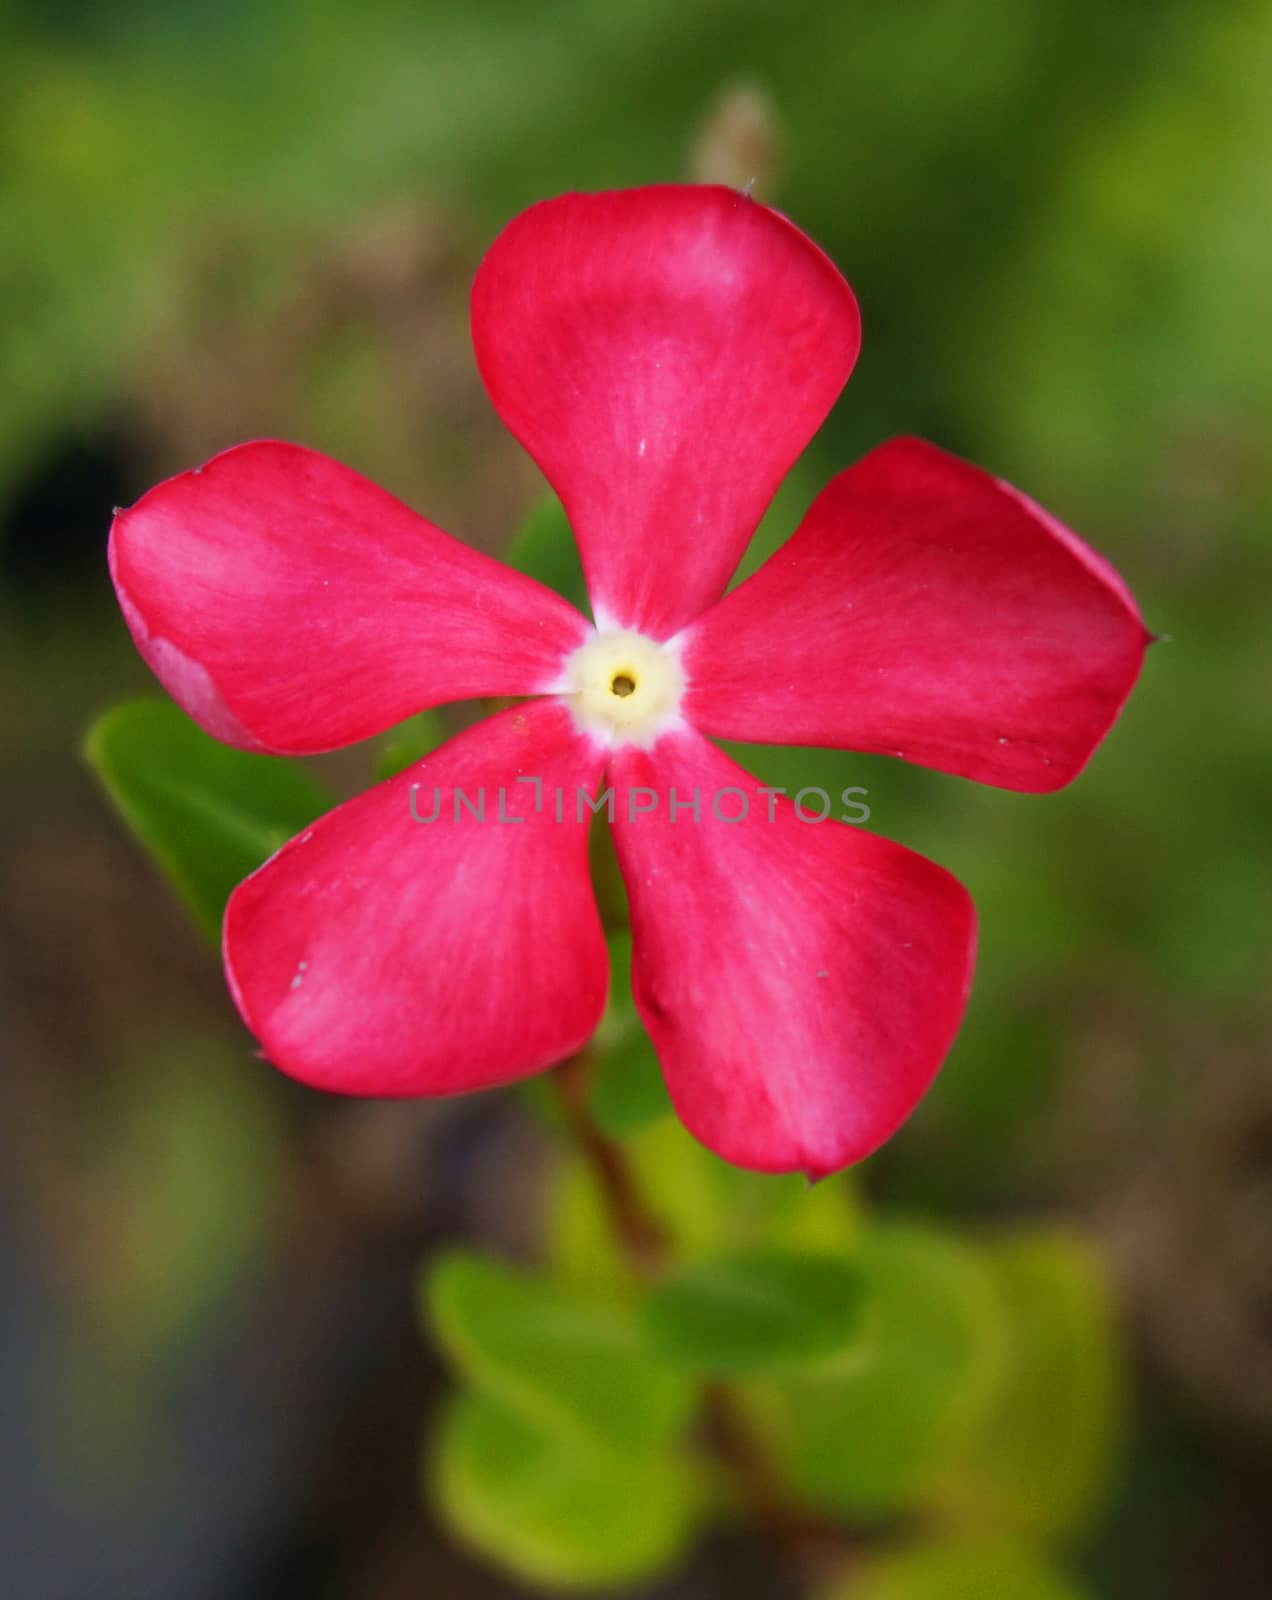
[109,185,1148,1177]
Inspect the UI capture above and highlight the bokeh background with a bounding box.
[2,1,1270,1596]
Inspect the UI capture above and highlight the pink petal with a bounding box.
[682,437,1150,791]
[110,441,589,754]
[471,186,861,638]
[608,730,976,1177]
[224,701,607,1095]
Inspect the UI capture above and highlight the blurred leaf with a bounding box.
[590,929,673,1137]
[504,493,589,614]
[757,1222,1004,1521]
[932,1230,1125,1541]
[590,1026,668,1137]
[84,698,332,941]
[587,800,630,927]
[830,1536,1093,1600]
[432,1390,700,1591]
[646,1247,864,1376]
[549,1115,860,1293]
[375,707,447,781]
[425,1250,693,1453]
[88,1038,284,1362]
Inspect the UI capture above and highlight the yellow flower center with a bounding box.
[562,627,685,748]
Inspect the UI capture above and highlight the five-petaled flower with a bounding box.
[109,185,1149,1177]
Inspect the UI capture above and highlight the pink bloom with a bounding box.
[109,185,1148,1177]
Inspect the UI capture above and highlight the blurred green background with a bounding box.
[2,0,1269,1596]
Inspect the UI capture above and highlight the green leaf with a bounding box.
[759,1222,1005,1520]
[504,494,590,613]
[590,1027,669,1137]
[590,930,673,1137]
[931,1230,1125,1540]
[431,1390,699,1590]
[645,1247,865,1375]
[425,1251,693,1453]
[84,699,332,942]
[375,707,447,781]
[832,1537,1093,1600]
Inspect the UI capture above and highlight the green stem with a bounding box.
[553,1050,667,1274]
[549,1056,860,1590]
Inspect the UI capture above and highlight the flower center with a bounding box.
[562,627,685,748]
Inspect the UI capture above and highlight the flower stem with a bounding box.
[552,1050,666,1273]
[549,1055,858,1589]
